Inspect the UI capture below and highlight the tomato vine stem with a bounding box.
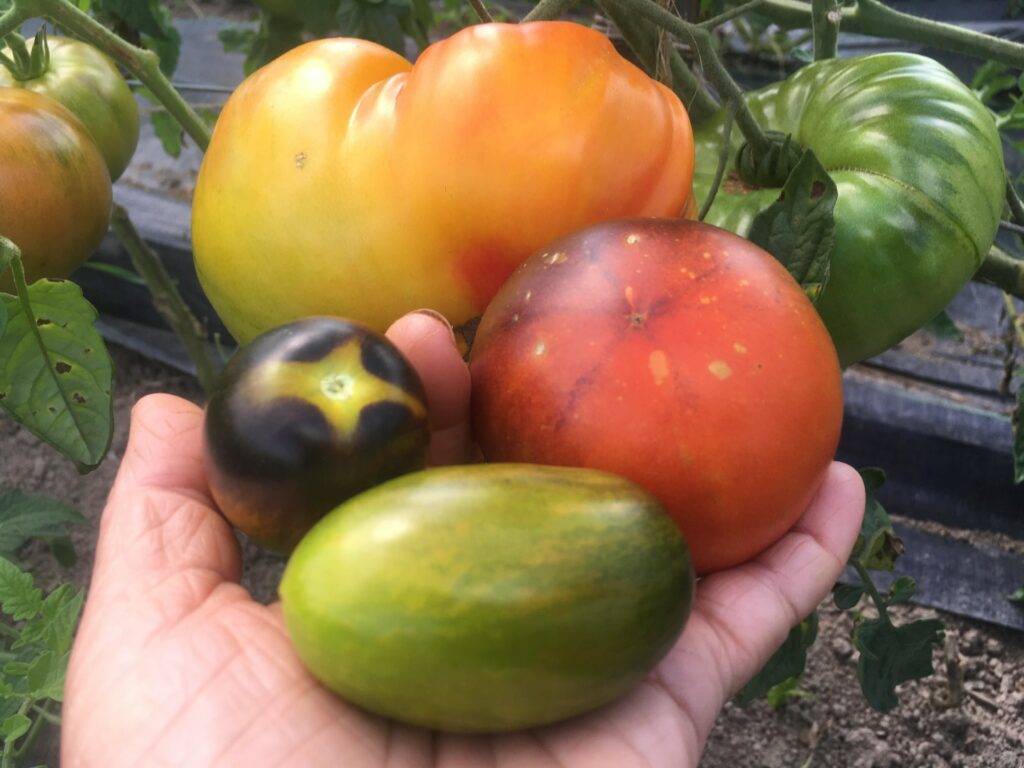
[523,0,577,23]
[852,561,894,628]
[698,102,735,221]
[811,0,840,60]
[110,205,220,395]
[9,0,212,152]
[979,246,1024,302]
[468,0,494,24]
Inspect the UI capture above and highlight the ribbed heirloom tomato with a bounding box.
[192,21,694,343]
[470,219,844,574]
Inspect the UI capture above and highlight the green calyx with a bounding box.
[736,131,804,188]
[0,29,50,82]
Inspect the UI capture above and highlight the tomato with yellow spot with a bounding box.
[203,317,430,552]
[469,218,844,574]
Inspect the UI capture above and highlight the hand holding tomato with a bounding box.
[63,311,864,767]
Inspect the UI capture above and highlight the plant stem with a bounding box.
[853,561,893,627]
[468,0,494,24]
[13,700,50,760]
[30,703,60,727]
[1,698,32,768]
[759,0,1024,69]
[606,0,769,154]
[522,0,575,22]
[0,622,20,642]
[697,0,765,30]
[0,7,26,40]
[109,205,220,393]
[977,246,1024,301]
[811,0,839,60]
[699,103,735,220]
[1007,180,1024,226]
[13,0,211,151]
[595,0,719,122]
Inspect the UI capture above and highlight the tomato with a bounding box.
[0,35,140,182]
[469,218,843,574]
[203,316,430,552]
[281,463,694,731]
[692,53,1005,367]
[192,22,694,344]
[0,89,112,289]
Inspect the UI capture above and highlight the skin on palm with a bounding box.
[61,313,864,768]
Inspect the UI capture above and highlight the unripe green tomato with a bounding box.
[203,316,430,552]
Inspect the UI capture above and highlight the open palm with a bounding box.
[62,313,864,768]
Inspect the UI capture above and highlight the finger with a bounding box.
[387,310,474,465]
[92,393,241,594]
[652,462,864,738]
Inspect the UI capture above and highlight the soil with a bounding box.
[2,344,1022,766]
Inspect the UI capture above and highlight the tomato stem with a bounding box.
[12,0,212,152]
[698,102,735,221]
[0,6,26,40]
[468,0,494,24]
[522,0,577,22]
[758,0,1024,69]
[811,0,840,60]
[977,245,1024,302]
[109,204,220,395]
[852,561,894,628]
[696,0,765,30]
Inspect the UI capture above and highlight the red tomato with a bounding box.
[469,218,844,574]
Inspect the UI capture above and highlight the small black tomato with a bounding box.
[203,316,430,552]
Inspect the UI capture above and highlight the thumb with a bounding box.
[89,393,241,604]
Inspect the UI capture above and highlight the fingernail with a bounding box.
[411,308,457,345]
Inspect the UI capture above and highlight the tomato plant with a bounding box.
[0,31,140,181]
[0,89,111,289]
[470,218,844,574]
[692,52,1006,367]
[281,463,694,731]
[203,316,430,552]
[192,21,695,344]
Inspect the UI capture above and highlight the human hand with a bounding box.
[62,312,864,768]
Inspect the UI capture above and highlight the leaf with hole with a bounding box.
[0,279,113,470]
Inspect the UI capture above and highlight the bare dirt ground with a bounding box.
[2,344,1021,766]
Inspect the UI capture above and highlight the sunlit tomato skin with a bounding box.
[203,317,430,553]
[0,89,112,290]
[192,22,694,344]
[0,36,140,181]
[470,218,844,574]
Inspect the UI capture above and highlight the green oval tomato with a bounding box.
[0,35,140,181]
[203,316,430,553]
[0,89,112,289]
[692,53,1005,367]
[281,463,695,732]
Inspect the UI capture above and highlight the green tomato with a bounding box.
[0,35,140,181]
[692,53,1005,367]
[281,463,694,732]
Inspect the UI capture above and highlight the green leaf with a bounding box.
[0,280,114,470]
[26,650,67,701]
[764,676,815,709]
[240,14,305,76]
[1009,586,1024,604]
[922,311,964,342]
[81,261,146,287]
[1013,378,1023,484]
[0,558,41,622]
[833,582,865,610]
[747,149,837,304]
[95,0,168,38]
[150,110,183,158]
[16,585,84,657]
[735,611,818,706]
[297,0,342,31]
[141,3,182,77]
[218,26,256,54]
[337,0,409,54]
[0,297,6,342]
[0,490,85,566]
[851,468,903,571]
[887,575,917,605]
[854,616,944,712]
[1,712,30,741]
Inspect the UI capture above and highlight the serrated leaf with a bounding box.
[834,582,865,610]
[851,468,903,571]
[1009,586,1024,604]
[887,575,917,605]
[735,611,818,706]
[854,616,944,712]
[922,311,964,342]
[15,585,83,657]
[1,712,30,741]
[0,490,86,566]
[95,0,167,38]
[0,559,40,622]
[26,650,66,701]
[747,149,837,304]
[0,280,113,470]
[150,109,183,158]
[2,662,29,679]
